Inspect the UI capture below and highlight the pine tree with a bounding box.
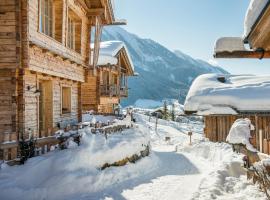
[171,103,175,121]
[163,100,168,120]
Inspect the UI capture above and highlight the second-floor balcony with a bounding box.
[100,85,129,97]
[100,85,118,97]
[120,87,128,97]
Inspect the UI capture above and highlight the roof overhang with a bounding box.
[117,47,135,76]
[83,0,126,25]
[214,1,270,59]
[214,37,270,59]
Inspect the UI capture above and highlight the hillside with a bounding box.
[102,27,228,106]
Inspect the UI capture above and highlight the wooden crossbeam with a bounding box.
[214,51,270,59]
[88,8,104,16]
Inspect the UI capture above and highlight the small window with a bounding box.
[39,0,63,42]
[62,87,71,114]
[67,17,76,50]
[67,9,82,53]
[39,0,53,37]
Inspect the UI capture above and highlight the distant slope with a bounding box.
[102,27,228,106]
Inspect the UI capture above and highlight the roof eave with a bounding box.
[244,1,270,43]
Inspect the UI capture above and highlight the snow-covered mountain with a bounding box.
[102,27,228,106]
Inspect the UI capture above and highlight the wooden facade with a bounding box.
[204,114,270,154]
[81,43,134,114]
[0,0,117,160]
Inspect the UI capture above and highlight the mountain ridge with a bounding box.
[101,26,228,106]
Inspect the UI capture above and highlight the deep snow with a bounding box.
[0,112,266,200]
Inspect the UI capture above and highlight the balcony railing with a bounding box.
[100,85,129,97]
[120,87,128,97]
[100,84,118,97]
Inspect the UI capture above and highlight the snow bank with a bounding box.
[184,74,270,114]
[244,0,269,37]
[226,118,257,152]
[82,114,116,123]
[179,141,265,199]
[0,126,154,200]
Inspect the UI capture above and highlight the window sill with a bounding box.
[37,31,82,57]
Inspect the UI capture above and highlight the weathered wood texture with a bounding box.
[81,72,98,112]
[247,4,270,51]
[204,115,270,154]
[0,0,94,160]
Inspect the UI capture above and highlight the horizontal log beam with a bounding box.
[214,51,270,59]
[0,136,58,149]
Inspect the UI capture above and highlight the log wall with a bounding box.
[0,0,92,160]
[204,115,270,154]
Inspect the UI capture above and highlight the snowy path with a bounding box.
[98,114,265,200]
[0,114,266,200]
[119,117,209,200]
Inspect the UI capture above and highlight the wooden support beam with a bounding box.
[88,8,104,16]
[214,51,270,59]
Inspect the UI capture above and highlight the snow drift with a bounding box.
[0,126,154,200]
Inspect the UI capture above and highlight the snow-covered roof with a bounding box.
[91,41,134,72]
[244,0,269,38]
[184,74,270,115]
[214,37,247,53]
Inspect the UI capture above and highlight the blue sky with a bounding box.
[113,0,270,75]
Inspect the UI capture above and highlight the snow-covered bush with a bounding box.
[226,118,257,152]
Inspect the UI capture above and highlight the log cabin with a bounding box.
[0,0,123,160]
[184,74,270,155]
[82,41,135,114]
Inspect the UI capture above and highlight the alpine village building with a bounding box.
[184,1,270,154]
[0,0,133,161]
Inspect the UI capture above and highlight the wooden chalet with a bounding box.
[82,41,135,114]
[201,0,270,155]
[0,0,124,160]
[184,74,270,155]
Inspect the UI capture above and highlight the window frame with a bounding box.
[39,0,54,37]
[61,86,72,115]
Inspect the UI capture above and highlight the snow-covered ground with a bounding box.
[0,113,266,200]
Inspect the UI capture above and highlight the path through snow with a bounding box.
[0,114,266,200]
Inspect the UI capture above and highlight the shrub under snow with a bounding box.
[226,118,257,152]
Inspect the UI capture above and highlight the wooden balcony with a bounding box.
[100,84,118,97]
[120,87,128,97]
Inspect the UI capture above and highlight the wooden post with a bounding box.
[259,129,263,152]
[188,131,192,145]
[263,139,268,154]
[155,117,158,132]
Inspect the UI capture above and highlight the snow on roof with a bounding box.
[184,74,270,115]
[215,37,247,53]
[244,0,269,38]
[92,41,134,71]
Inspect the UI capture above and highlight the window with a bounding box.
[62,87,71,114]
[67,17,76,50]
[39,0,53,37]
[39,0,63,42]
[67,9,82,53]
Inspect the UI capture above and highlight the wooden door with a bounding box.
[39,81,53,137]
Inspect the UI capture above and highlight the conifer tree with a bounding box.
[171,103,175,121]
[163,100,168,120]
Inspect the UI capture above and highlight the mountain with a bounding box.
[101,26,228,106]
